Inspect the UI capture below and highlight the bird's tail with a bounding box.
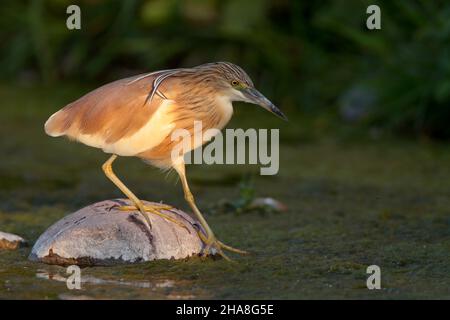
[44,109,69,137]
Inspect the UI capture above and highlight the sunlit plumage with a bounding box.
[45,62,286,260]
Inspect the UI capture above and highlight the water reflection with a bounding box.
[36,269,196,300]
[36,269,176,289]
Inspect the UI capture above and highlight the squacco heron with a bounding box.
[44,62,287,260]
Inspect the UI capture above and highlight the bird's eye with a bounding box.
[231,80,239,86]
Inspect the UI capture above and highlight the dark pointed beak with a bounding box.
[243,88,288,121]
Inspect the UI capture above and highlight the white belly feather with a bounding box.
[74,100,176,156]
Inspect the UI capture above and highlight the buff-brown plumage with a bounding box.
[44,62,281,259]
[45,62,250,168]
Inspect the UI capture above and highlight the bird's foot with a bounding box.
[118,203,173,211]
[197,231,249,261]
[118,204,190,232]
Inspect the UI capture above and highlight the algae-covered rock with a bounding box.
[0,231,27,250]
[29,199,204,266]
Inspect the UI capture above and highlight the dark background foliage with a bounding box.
[1,2,450,300]
[1,0,449,140]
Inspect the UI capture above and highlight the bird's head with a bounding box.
[196,62,288,121]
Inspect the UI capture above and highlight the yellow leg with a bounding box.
[173,161,249,260]
[102,155,189,232]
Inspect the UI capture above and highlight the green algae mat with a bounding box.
[0,85,449,299]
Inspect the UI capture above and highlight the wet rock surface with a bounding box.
[29,199,204,266]
[0,231,27,250]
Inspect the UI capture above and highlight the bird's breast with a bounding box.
[137,96,234,166]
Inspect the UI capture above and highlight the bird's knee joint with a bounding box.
[102,163,111,173]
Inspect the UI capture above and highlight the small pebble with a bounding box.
[0,231,27,250]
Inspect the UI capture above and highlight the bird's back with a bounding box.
[45,73,183,156]
[45,74,161,141]
[44,69,233,165]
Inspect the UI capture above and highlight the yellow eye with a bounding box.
[231,80,239,86]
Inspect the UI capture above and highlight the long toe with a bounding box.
[201,236,247,261]
[118,204,173,212]
[217,240,250,255]
[118,205,190,232]
[203,240,231,261]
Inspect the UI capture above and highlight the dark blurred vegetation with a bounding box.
[1,0,450,140]
[1,1,450,299]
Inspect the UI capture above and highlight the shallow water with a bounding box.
[0,85,449,299]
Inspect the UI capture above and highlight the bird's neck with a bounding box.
[215,95,234,127]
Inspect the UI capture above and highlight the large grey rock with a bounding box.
[29,199,205,266]
[0,231,27,250]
